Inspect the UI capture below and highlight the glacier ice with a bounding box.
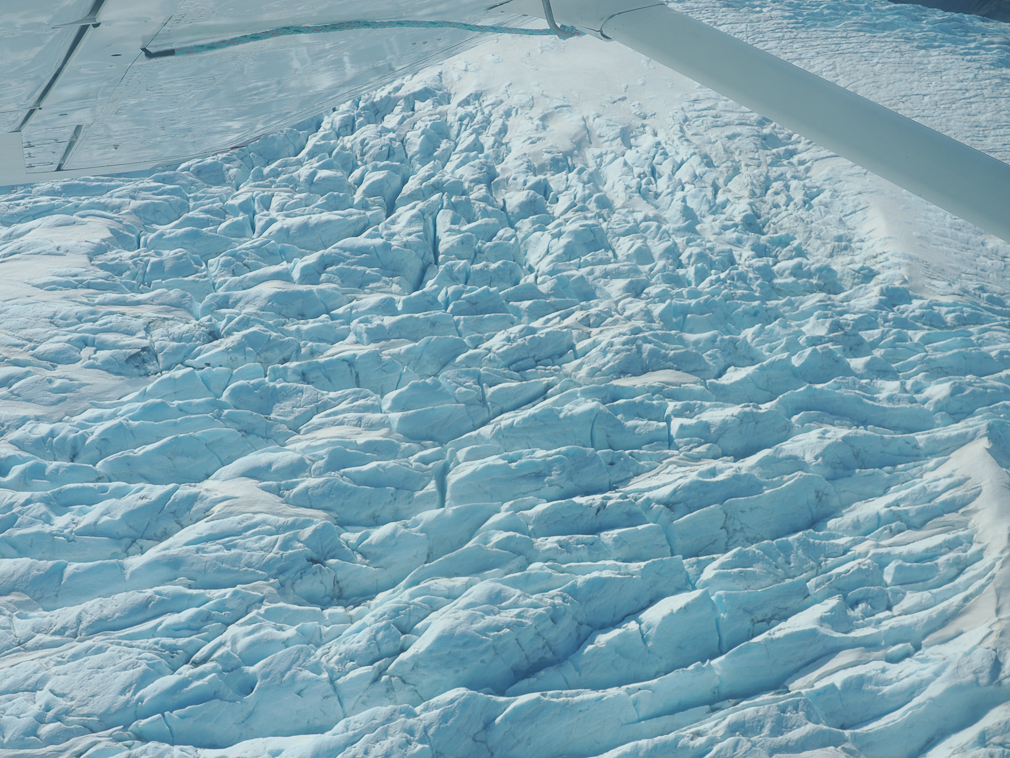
[3,4,1010,757]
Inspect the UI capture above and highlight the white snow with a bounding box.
[2,1,1010,756]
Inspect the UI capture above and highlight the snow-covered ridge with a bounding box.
[2,17,1010,758]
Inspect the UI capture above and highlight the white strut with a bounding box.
[501,0,1010,243]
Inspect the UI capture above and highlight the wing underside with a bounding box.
[0,0,517,185]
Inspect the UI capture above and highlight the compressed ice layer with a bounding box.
[2,6,1010,757]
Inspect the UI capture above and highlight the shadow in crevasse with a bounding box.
[890,0,1010,22]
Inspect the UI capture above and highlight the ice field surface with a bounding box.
[3,0,1010,755]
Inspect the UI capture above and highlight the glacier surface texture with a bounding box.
[3,1,1010,756]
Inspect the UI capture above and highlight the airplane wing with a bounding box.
[0,0,526,184]
[1,0,1008,242]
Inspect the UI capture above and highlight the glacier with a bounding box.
[3,1,1010,756]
